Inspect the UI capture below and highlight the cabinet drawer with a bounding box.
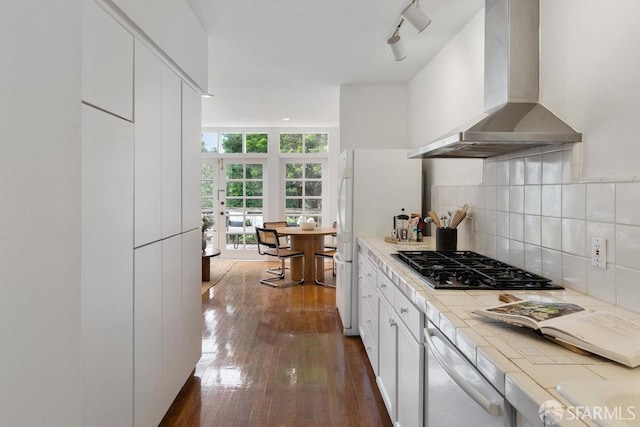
[360,322,378,375]
[364,257,377,287]
[364,293,378,349]
[394,287,423,342]
[377,270,394,303]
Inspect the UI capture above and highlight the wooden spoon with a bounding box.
[428,211,441,228]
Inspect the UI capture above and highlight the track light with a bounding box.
[386,0,431,61]
[387,29,406,61]
[401,1,431,33]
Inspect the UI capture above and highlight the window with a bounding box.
[202,132,269,154]
[284,162,324,225]
[279,133,328,153]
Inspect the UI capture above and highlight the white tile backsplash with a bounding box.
[586,183,616,223]
[542,151,563,184]
[541,185,562,217]
[496,186,509,212]
[433,153,640,315]
[525,155,542,185]
[615,224,640,270]
[524,185,541,215]
[562,218,587,257]
[510,240,525,268]
[615,267,640,312]
[496,160,510,186]
[587,265,616,304]
[523,215,541,246]
[562,253,587,293]
[509,213,524,242]
[510,157,525,185]
[484,161,497,186]
[541,248,563,284]
[616,182,640,226]
[509,186,524,213]
[524,244,542,274]
[562,184,586,220]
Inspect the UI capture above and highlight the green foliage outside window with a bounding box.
[246,134,268,153]
[221,133,242,153]
[280,134,303,153]
[304,134,328,153]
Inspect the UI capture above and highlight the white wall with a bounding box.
[540,0,640,180]
[202,86,340,128]
[111,0,208,90]
[408,9,485,189]
[0,1,82,425]
[339,85,409,150]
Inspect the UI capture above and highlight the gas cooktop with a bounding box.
[393,250,563,290]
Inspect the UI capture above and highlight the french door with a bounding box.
[202,158,267,258]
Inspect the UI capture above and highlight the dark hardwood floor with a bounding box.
[159,261,392,427]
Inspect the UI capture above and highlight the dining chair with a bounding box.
[255,227,305,287]
[314,248,336,287]
[262,220,290,276]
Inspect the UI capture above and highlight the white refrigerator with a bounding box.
[335,149,422,336]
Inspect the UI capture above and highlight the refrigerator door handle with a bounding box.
[337,176,351,243]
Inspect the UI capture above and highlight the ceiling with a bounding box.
[187,0,484,127]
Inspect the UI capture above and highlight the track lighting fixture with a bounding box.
[401,0,431,33]
[387,29,406,61]
[386,0,431,61]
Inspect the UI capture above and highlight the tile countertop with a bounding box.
[359,236,640,427]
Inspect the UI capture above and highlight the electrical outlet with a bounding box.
[591,237,607,269]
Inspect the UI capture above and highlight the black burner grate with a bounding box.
[393,250,563,290]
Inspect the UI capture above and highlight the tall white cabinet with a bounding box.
[81,1,202,426]
[81,104,134,427]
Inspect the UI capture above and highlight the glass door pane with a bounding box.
[220,160,265,256]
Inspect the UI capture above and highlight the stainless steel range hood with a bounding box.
[409,0,581,159]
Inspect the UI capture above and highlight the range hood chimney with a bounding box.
[409,0,581,159]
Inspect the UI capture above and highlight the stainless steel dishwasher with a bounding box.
[424,322,515,426]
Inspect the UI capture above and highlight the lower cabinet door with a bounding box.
[181,229,202,381]
[162,236,183,411]
[134,243,163,427]
[377,296,397,420]
[397,319,424,427]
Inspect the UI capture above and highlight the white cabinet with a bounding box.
[162,235,183,411]
[134,40,162,247]
[358,248,379,375]
[396,298,423,427]
[81,104,134,427]
[182,228,202,380]
[181,82,202,232]
[161,66,183,238]
[82,0,133,120]
[134,243,163,427]
[375,269,425,427]
[377,295,397,420]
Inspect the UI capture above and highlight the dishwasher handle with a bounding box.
[424,327,501,416]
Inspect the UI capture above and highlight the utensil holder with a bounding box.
[436,227,457,251]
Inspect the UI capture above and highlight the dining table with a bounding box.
[274,226,337,284]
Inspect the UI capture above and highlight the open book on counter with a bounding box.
[475,300,640,368]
